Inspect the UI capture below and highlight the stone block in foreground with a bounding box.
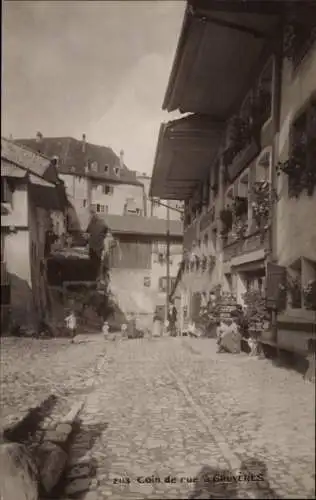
[37,441,67,494]
[0,442,38,500]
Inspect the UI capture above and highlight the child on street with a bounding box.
[65,310,77,343]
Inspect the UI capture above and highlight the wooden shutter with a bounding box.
[191,292,201,321]
[266,262,287,311]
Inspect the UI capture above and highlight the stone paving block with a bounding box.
[65,477,92,496]
[67,463,92,480]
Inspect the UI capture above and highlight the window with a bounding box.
[286,99,316,197]
[102,185,114,195]
[90,161,98,172]
[144,277,151,288]
[83,199,87,208]
[255,59,274,126]
[1,178,13,204]
[159,276,176,293]
[256,148,271,182]
[96,204,101,213]
[114,167,120,176]
[104,165,109,173]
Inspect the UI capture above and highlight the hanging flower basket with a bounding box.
[303,280,316,310]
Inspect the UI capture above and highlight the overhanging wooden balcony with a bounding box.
[223,229,269,263]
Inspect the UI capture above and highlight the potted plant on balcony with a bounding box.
[303,280,316,310]
[232,218,248,240]
[251,180,276,231]
[223,116,252,167]
[276,137,316,198]
[242,289,270,336]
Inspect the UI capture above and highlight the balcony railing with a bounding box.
[223,229,269,262]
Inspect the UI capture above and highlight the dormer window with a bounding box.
[104,165,109,173]
[114,167,120,176]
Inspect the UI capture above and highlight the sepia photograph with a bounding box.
[1,0,316,499]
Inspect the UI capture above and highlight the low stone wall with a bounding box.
[0,399,85,500]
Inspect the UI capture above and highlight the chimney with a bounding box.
[119,149,124,169]
[36,132,43,143]
[82,134,86,153]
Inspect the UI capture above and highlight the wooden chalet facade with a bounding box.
[150,0,316,353]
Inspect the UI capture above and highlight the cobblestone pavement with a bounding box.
[66,337,315,500]
[0,336,106,421]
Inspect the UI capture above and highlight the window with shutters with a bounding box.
[159,276,176,293]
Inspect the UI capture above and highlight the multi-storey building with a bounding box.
[102,214,183,330]
[136,171,184,221]
[150,0,316,352]
[16,134,146,229]
[1,138,68,331]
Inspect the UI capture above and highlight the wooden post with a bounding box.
[166,202,170,324]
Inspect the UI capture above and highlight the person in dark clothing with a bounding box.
[86,208,109,280]
[168,301,178,336]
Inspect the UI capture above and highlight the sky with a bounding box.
[2,0,185,174]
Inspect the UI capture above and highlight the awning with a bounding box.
[150,114,223,200]
[163,1,283,118]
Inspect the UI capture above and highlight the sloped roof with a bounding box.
[15,137,142,186]
[104,214,183,238]
[1,159,27,178]
[1,137,59,184]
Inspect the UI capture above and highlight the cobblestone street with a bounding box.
[0,336,106,421]
[64,337,315,500]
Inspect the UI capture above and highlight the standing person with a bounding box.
[65,309,77,343]
[168,300,177,336]
[86,208,109,281]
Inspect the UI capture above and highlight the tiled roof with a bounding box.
[1,159,27,178]
[103,214,183,238]
[2,137,50,176]
[1,138,59,184]
[15,137,142,186]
